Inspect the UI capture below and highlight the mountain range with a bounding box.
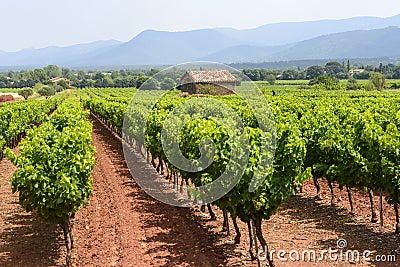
[1,15,400,67]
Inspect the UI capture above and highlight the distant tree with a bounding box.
[94,79,102,88]
[43,65,60,78]
[282,69,301,80]
[77,71,86,80]
[353,71,371,80]
[28,69,47,83]
[147,69,159,77]
[38,85,55,98]
[57,79,69,90]
[103,75,114,87]
[92,74,113,88]
[324,61,346,79]
[94,72,105,80]
[140,77,160,90]
[160,78,176,90]
[392,66,400,79]
[258,69,274,81]
[0,76,9,88]
[119,69,127,77]
[18,87,34,100]
[369,72,385,91]
[113,77,125,88]
[265,74,276,85]
[53,84,64,93]
[243,69,261,81]
[87,79,96,88]
[7,71,15,79]
[346,77,358,90]
[14,79,35,88]
[111,70,119,79]
[347,60,351,73]
[309,75,325,86]
[126,76,136,87]
[365,65,375,71]
[33,82,44,91]
[77,79,95,88]
[306,66,324,79]
[61,68,74,80]
[135,75,151,88]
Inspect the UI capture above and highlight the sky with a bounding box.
[1,0,400,52]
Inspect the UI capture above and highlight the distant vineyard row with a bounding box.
[0,93,65,158]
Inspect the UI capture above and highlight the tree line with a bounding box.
[0,65,162,89]
[243,61,400,81]
[1,62,400,90]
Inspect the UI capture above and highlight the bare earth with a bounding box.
[0,115,399,267]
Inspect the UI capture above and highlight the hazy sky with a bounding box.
[1,0,400,51]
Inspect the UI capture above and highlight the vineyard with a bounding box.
[80,86,400,265]
[0,94,65,159]
[78,87,400,225]
[1,86,400,266]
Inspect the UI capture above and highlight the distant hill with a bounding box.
[1,15,400,67]
[0,40,122,66]
[269,26,400,61]
[76,29,239,66]
[199,44,292,63]
[198,27,400,63]
[215,14,400,46]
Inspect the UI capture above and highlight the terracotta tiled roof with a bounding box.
[185,70,236,83]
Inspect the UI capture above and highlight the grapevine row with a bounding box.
[0,93,65,159]
[5,97,96,265]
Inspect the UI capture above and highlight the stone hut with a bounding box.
[180,70,237,95]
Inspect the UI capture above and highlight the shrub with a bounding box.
[346,77,359,90]
[265,74,276,85]
[369,72,385,91]
[18,87,34,100]
[38,85,56,97]
[160,78,176,90]
[310,76,344,90]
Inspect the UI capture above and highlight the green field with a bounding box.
[0,88,20,93]
[251,79,400,95]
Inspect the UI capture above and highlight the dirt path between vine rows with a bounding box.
[71,116,225,266]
